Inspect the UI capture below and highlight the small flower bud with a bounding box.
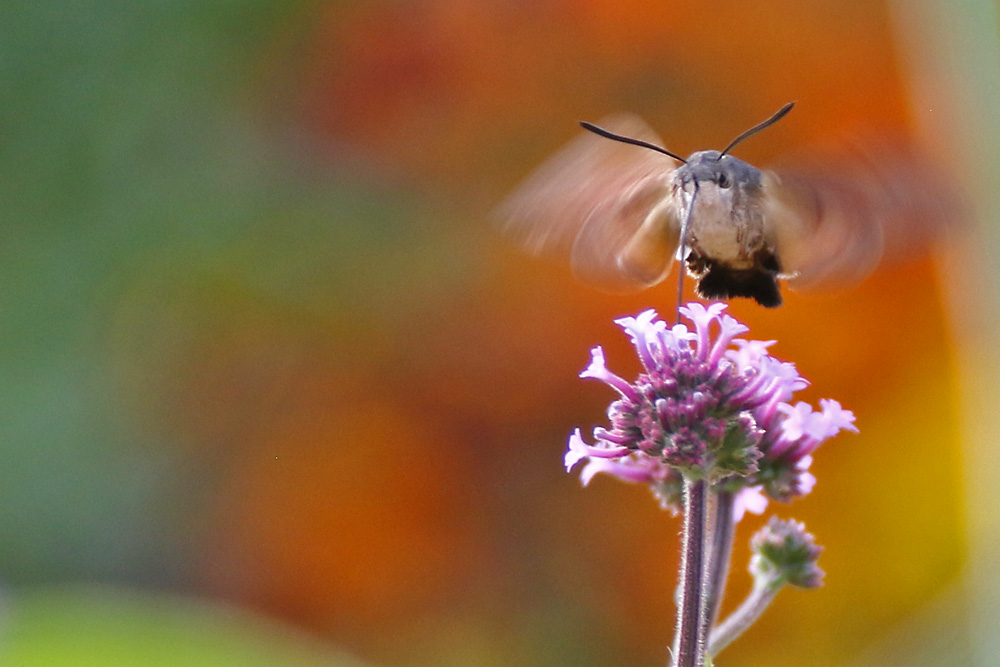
[750,517,824,590]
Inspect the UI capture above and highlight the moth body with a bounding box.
[668,151,784,306]
[496,104,957,311]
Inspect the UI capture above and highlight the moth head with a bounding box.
[680,150,763,193]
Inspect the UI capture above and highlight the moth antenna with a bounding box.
[720,102,795,157]
[676,181,699,324]
[579,122,687,163]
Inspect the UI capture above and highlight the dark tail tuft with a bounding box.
[695,263,783,308]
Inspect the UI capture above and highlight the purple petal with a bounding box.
[679,301,727,359]
[797,470,817,496]
[818,399,859,435]
[777,402,815,442]
[565,429,629,472]
[733,486,769,522]
[707,314,750,365]
[669,323,698,346]
[725,338,776,372]
[580,458,655,486]
[579,347,638,400]
[615,310,664,372]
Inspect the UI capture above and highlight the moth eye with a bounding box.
[718,173,731,189]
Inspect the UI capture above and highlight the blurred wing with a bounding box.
[761,141,963,290]
[495,114,682,292]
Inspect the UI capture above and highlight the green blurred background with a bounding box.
[1,0,998,665]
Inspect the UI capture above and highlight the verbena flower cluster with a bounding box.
[564,303,856,514]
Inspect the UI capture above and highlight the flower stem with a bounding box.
[704,490,736,633]
[674,477,709,667]
[708,582,779,658]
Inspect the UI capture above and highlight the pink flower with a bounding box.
[564,304,857,509]
[754,400,856,502]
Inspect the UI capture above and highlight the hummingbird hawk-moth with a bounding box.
[496,103,957,308]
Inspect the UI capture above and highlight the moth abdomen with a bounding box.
[693,260,783,308]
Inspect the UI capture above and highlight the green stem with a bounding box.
[708,581,780,658]
[704,490,736,634]
[673,477,709,667]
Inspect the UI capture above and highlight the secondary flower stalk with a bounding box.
[708,517,824,657]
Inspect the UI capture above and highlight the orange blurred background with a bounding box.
[3,1,997,665]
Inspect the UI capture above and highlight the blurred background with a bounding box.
[2,0,999,665]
